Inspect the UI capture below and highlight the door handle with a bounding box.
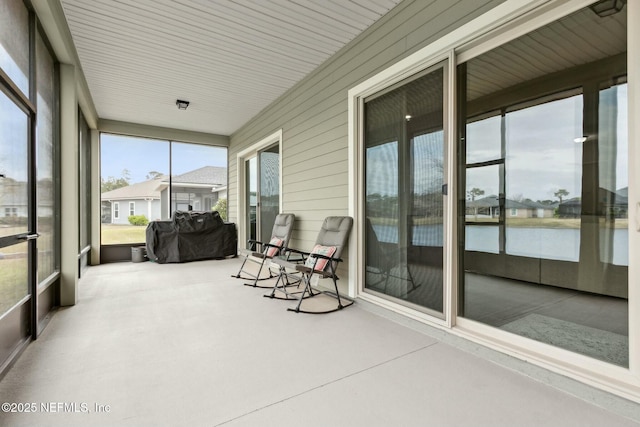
[17,233,40,241]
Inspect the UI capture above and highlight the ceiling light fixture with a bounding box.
[176,99,190,110]
[589,0,626,17]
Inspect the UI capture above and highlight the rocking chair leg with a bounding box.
[289,273,311,313]
[231,256,250,278]
[267,271,284,299]
[333,279,344,309]
[247,259,266,287]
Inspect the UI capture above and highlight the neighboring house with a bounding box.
[506,199,555,219]
[0,179,54,222]
[466,195,500,219]
[161,166,227,213]
[558,187,629,219]
[100,166,227,224]
[557,197,582,219]
[612,187,629,218]
[466,195,555,220]
[0,179,28,220]
[101,177,165,225]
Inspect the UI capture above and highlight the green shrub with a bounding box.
[128,214,149,226]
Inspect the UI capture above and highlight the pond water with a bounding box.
[372,224,628,266]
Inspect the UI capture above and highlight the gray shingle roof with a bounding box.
[170,166,227,186]
[101,167,228,200]
[101,177,165,200]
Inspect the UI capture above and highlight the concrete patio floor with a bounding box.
[0,257,638,426]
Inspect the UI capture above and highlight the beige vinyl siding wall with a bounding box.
[228,0,505,290]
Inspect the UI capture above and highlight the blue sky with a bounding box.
[100,134,227,184]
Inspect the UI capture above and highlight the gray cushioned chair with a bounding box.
[267,216,353,313]
[232,213,295,288]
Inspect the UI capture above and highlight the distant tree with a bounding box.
[511,193,524,202]
[213,198,227,221]
[146,171,163,180]
[467,188,485,201]
[101,169,131,193]
[101,176,129,193]
[554,189,569,204]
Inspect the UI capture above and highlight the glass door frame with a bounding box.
[360,61,450,319]
[236,129,283,249]
[0,82,37,349]
[349,51,456,328]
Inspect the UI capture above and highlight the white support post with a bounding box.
[59,63,79,306]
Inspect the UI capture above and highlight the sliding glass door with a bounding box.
[244,143,280,248]
[363,62,447,317]
[458,4,628,367]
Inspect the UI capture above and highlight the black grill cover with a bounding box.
[146,211,237,263]
[172,210,224,233]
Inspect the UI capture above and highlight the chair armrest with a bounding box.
[286,247,309,256]
[263,242,282,249]
[295,263,338,278]
[260,242,285,258]
[279,247,309,263]
[247,239,266,251]
[309,253,343,263]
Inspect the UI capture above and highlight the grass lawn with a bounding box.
[101,224,147,245]
[0,257,28,315]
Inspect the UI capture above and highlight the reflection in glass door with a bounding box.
[244,144,280,248]
[458,4,628,367]
[259,145,279,243]
[245,157,257,248]
[0,90,30,318]
[0,88,33,366]
[363,62,446,316]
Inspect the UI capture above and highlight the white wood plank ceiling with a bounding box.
[59,0,403,136]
